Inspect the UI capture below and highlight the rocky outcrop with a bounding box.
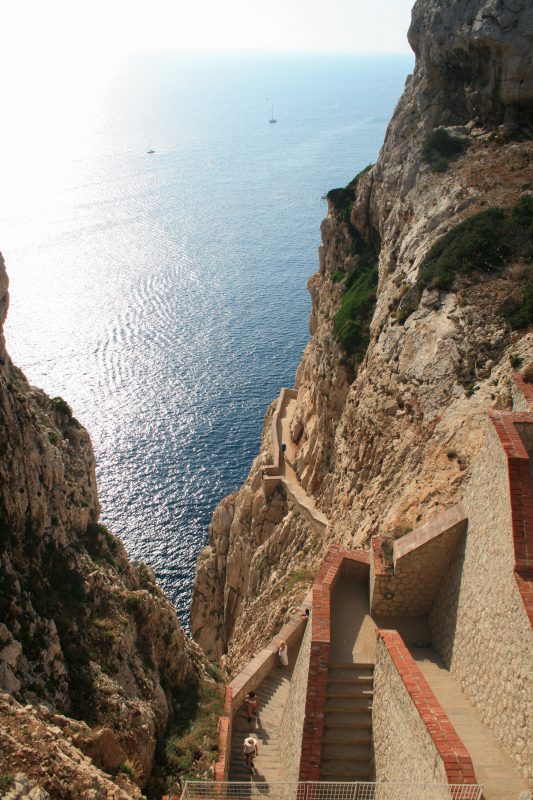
[191,0,533,672]
[0,253,204,789]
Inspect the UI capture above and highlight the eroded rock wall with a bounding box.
[0,253,203,788]
[191,0,533,672]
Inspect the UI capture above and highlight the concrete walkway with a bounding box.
[411,649,530,800]
[276,391,329,530]
[229,645,298,783]
[330,571,431,663]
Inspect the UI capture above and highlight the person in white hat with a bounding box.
[243,735,258,773]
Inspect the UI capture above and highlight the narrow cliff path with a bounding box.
[411,648,530,800]
[276,390,329,530]
[229,644,299,783]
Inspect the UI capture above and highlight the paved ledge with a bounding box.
[262,387,329,531]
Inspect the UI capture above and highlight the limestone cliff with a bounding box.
[0,253,204,793]
[191,0,533,671]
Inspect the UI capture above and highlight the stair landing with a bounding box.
[411,648,530,800]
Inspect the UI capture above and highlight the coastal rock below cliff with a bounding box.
[0,252,204,787]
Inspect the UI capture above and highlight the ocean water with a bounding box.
[0,52,412,624]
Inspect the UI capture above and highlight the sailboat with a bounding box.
[146,140,155,154]
[269,104,277,124]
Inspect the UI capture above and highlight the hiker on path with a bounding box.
[243,735,258,773]
[277,640,288,667]
[244,690,259,723]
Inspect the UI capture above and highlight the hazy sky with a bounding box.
[4,0,415,63]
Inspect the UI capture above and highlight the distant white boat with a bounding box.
[146,140,155,154]
[269,104,277,124]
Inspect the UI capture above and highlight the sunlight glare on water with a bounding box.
[0,52,412,625]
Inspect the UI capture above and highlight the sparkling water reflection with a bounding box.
[1,53,412,625]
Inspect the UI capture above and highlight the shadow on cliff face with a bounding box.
[408,0,533,132]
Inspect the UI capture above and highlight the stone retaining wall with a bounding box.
[371,505,467,616]
[374,632,477,788]
[279,617,313,784]
[430,418,533,778]
[213,592,311,781]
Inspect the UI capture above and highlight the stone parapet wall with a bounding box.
[374,632,477,787]
[213,593,311,781]
[371,505,467,616]
[511,372,533,412]
[279,617,313,784]
[429,420,533,778]
[213,686,233,781]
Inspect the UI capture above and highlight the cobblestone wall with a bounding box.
[429,423,533,779]
[373,637,449,789]
[279,618,312,784]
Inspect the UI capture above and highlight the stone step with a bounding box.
[319,762,371,780]
[322,727,371,745]
[329,662,374,670]
[321,743,371,761]
[327,683,373,698]
[325,696,372,712]
[323,712,372,729]
[327,674,373,684]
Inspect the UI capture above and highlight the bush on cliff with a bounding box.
[327,163,374,223]
[333,264,378,354]
[418,196,533,291]
[423,127,468,164]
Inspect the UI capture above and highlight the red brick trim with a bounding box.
[378,630,478,786]
[213,685,233,782]
[299,548,370,780]
[511,372,533,408]
[489,411,533,628]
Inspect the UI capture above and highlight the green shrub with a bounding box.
[283,569,315,595]
[326,187,353,222]
[418,198,533,291]
[330,270,345,283]
[326,164,374,223]
[118,761,137,781]
[47,431,58,445]
[333,266,378,353]
[50,396,72,417]
[125,594,142,611]
[510,354,523,369]
[510,282,533,330]
[432,157,449,173]
[0,775,14,796]
[423,128,468,163]
[205,662,224,683]
[345,163,373,190]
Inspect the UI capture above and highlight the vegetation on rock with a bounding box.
[417,196,533,292]
[326,164,373,223]
[147,678,224,799]
[422,127,468,169]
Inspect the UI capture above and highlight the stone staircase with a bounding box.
[319,662,374,781]
[229,668,291,782]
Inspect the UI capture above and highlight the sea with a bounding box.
[0,52,413,625]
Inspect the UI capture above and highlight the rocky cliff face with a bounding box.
[0,253,204,793]
[191,0,533,671]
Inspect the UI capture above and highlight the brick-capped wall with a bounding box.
[298,548,370,780]
[279,616,313,783]
[374,631,477,786]
[430,419,533,778]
